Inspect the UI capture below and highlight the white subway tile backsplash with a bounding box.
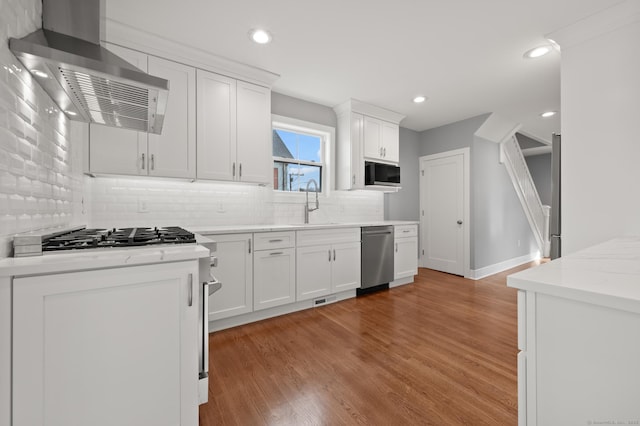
[88,176,384,229]
[0,0,84,258]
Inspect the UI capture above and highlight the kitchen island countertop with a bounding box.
[507,237,640,314]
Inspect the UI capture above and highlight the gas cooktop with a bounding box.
[13,226,197,257]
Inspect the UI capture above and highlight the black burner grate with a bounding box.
[42,226,196,252]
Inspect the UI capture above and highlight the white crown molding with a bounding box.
[333,99,405,124]
[547,0,640,49]
[103,18,280,87]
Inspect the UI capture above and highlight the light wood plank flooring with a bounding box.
[200,262,540,425]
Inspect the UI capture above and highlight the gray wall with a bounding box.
[384,127,420,220]
[517,133,547,149]
[472,138,538,269]
[271,92,337,128]
[418,114,538,271]
[420,114,489,156]
[525,154,552,206]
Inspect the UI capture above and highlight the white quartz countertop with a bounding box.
[188,220,418,235]
[507,237,640,313]
[0,244,209,277]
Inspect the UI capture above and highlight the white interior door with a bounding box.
[420,149,468,276]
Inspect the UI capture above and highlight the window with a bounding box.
[272,115,333,193]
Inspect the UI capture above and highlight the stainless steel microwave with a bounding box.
[364,161,401,187]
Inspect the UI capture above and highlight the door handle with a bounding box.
[457,220,463,225]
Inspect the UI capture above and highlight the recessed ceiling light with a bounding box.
[413,96,427,103]
[31,69,49,78]
[249,29,272,44]
[65,110,78,117]
[540,111,556,118]
[523,45,552,59]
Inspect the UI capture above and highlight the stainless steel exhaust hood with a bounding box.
[9,0,169,134]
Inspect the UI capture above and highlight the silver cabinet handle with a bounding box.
[379,147,383,156]
[384,147,387,157]
[353,175,356,185]
[232,162,236,177]
[150,154,155,170]
[269,251,283,256]
[328,249,331,262]
[141,153,145,170]
[395,243,398,252]
[269,239,283,243]
[403,230,410,233]
[333,249,336,261]
[239,163,242,178]
[188,273,193,307]
[248,239,252,254]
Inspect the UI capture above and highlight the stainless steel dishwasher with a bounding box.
[360,225,394,292]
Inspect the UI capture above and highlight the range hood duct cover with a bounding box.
[8,0,169,134]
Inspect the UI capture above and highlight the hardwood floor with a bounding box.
[200,262,541,425]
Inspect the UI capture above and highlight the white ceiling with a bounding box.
[106,0,623,144]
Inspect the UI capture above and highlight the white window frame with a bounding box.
[271,114,334,196]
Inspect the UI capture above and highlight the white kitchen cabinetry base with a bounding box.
[210,288,357,332]
[12,261,199,426]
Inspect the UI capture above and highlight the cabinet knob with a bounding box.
[457,220,463,225]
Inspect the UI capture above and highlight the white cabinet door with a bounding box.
[363,115,382,160]
[147,56,196,178]
[254,248,295,311]
[394,237,418,280]
[89,44,147,176]
[12,262,199,426]
[296,244,332,301]
[208,233,253,320]
[236,81,271,184]
[382,121,399,163]
[196,70,237,181]
[331,241,361,292]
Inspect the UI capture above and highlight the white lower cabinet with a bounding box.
[393,224,418,281]
[12,261,199,426]
[296,228,361,301]
[253,232,296,311]
[207,233,253,320]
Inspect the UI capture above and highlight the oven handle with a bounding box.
[202,278,222,378]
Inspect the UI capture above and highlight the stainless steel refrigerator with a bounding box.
[550,133,561,259]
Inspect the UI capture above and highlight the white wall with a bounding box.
[559,12,640,254]
[0,0,87,258]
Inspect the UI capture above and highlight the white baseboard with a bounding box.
[469,252,540,280]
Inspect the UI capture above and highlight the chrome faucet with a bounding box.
[304,179,319,224]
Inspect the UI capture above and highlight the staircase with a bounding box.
[500,135,550,256]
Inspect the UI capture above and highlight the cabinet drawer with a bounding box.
[394,224,417,238]
[296,227,360,247]
[253,231,295,250]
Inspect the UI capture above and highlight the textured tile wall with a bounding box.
[0,0,85,258]
[88,177,384,228]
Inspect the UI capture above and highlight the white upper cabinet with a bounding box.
[334,100,404,189]
[89,44,196,179]
[196,71,237,181]
[363,116,399,164]
[197,70,271,184]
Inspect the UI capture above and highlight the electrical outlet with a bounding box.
[138,198,149,213]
